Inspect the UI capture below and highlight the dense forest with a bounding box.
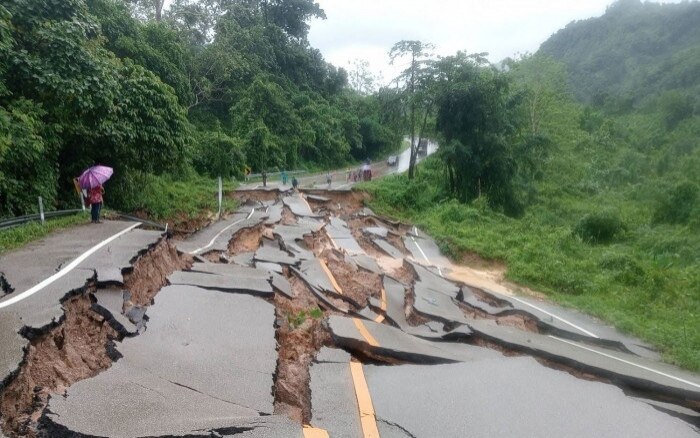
[365,0,700,370]
[0,0,400,218]
[540,0,700,108]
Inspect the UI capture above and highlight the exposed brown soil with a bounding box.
[458,251,507,273]
[405,288,431,327]
[301,190,369,216]
[303,230,334,257]
[0,291,119,438]
[385,232,409,255]
[201,250,224,263]
[123,238,192,307]
[495,313,540,332]
[456,300,540,334]
[231,189,281,203]
[228,224,266,255]
[322,251,382,308]
[272,272,332,424]
[280,206,297,225]
[391,265,415,286]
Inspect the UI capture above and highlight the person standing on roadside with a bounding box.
[292,176,299,190]
[89,184,105,224]
[281,170,288,185]
[262,170,267,187]
[326,171,332,188]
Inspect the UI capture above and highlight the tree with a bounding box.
[348,59,379,95]
[434,53,528,215]
[389,40,435,179]
[507,53,568,136]
[127,0,167,21]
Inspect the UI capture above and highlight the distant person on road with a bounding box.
[281,170,288,185]
[262,170,267,187]
[88,184,105,224]
[326,171,332,188]
[292,176,299,190]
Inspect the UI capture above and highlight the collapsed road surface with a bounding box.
[0,190,698,438]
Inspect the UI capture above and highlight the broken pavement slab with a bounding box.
[0,310,27,386]
[372,238,404,259]
[93,289,137,335]
[283,194,316,217]
[0,220,139,297]
[83,229,164,285]
[254,245,299,265]
[447,319,700,402]
[363,357,699,438]
[326,217,364,254]
[168,271,273,296]
[175,211,250,254]
[309,348,362,438]
[45,285,280,437]
[328,315,470,364]
[407,260,460,298]
[363,226,389,238]
[347,254,381,274]
[413,283,470,324]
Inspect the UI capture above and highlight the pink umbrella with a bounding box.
[78,165,113,189]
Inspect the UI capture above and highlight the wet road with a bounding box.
[0,189,698,437]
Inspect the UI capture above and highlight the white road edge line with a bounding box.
[410,228,444,277]
[549,336,700,389]
[411,225,597,338]
[0,222,143,310]
[189,208,255,255]
[510,296,599,338]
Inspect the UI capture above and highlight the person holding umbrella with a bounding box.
[78,165,113,224]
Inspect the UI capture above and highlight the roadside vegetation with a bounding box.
[0,0,401,223]
[363,1,700,371]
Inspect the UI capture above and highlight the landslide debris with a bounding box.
[228,224,266,255]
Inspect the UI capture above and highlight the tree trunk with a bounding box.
[154,0,164,21]
[410,108,430,179]
[408,52,417,180]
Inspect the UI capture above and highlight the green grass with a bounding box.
[0,213,91,254]
[111,173,239,229]
[362,168,700,372]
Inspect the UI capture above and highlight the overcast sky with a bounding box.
[307,0,680,84]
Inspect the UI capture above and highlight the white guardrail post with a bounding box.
[217,176,223,219]
[38,197,45,225]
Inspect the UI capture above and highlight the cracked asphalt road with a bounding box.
[0,189,698,437]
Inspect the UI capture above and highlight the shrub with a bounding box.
[652,181,699,225]
[573,210,626,244]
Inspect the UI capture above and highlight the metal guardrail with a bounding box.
[0,209,85,230]
[0,210,167,231]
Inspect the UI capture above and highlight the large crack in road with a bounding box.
[0,188,697,437]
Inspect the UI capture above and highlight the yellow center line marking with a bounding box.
[319,259,343,295]
[373,288,387,323]
[303,425,330,438]
[353,318,379,347]
[350,360,381,438]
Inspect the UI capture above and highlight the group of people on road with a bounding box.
[346,161,373,182]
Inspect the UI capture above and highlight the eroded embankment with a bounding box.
[0,237,190,438]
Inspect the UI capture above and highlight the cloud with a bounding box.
[308,0,680,83]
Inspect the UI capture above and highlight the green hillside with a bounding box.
[539,0,700,107]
